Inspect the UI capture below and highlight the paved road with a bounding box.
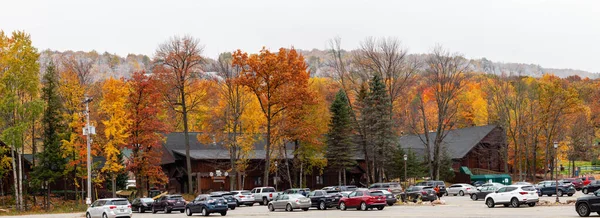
[5,193,590,218]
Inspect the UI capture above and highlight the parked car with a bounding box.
[338,189,386,211]
[403,186,437,203]
[582,176,596,186]
[536,180,576,197]
[322,185,357,192]
[575,190,600,217]
[268,194,311,212]
[484,185,538,208]
[380,190,397,206]
[131,197,153,213]
[470,185,500,201]
[152,194,186,214]
[447,183,476,196]
[416,181,447,196]
[307,189,342,210]
[478,182,505,191]
[210,192,237,210]
[250,187,279,205]
[230,190,255,206]
[582,180,600,194]
[513,182,533,186]
[86,198,132,218]
[185,194,228,216]
[571,178,585,191]
[283,188,309,196]
[368,182,403,195]
[472,181,485,187]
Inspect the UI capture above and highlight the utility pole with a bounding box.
[554,142,559,203]
[84,97,94,205]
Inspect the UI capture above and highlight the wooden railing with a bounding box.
[471,168,504,175]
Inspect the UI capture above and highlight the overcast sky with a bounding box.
[1,0,599,72]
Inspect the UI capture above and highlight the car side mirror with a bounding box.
[595,192,600,197]
[494,191,498,193]
[90,205,94,208]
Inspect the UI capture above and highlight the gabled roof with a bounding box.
[399,125,498,159]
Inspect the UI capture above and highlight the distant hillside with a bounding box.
[37,49,597,80]
[297,49,599,79]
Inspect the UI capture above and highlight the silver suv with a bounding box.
[86,198,132,218]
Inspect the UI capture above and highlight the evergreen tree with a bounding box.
[326,90,356,186]
[362,74,395,182]
[33,62,66,209]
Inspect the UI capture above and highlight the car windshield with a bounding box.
[109,200,129,205]
[521,186,536,191]
[168,196,184,200]
[141,198,154,203]
[346,186,357,191]
[369,191,384,196]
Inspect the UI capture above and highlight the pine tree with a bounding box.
[362,74,395,182]
[33,62,66,210]
[326,90,356,186]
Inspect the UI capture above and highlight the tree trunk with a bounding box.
[338,170,342,186]
[46,181,50,210]
[283,147,293,189]
[362,139,371,185]
[181,89,193,194]
[112,176,116,198]
[10,144,18,211]
[343,169,347,186]
[299,162,303,188]
[264,117,271,187]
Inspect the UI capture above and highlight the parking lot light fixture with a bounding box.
[554,142,559,203]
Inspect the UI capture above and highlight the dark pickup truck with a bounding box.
[307,190,343,210]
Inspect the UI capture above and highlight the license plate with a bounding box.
[217,203,222,205]
[119,209,124,212]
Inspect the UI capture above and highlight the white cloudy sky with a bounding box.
[1,0,599,72]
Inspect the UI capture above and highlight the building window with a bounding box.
[254,177,262,186]
[316,175,323,185]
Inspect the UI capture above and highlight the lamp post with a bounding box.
[274,161,278,191]
[83,97,94,205]
[554,142,559,203]
[403,154,408,189]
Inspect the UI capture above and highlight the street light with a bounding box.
[83,97,94,205]
[274,161,278,191]
[554,142,559,203]
[403,154,408,189]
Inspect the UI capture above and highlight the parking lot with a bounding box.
[6,193,591,218]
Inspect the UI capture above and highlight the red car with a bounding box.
[338,189,386,211]
[563,178,584,190]
[582,176,596,186]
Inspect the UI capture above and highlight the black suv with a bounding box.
[582,180,600,194]
[576,190,600,217]
[152,194,186,214]
[536,180,576,197]
[416,181,447,196]
[307,190,343,210]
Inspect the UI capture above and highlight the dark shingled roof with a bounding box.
[399,125,498,159]
[162,132,295,163]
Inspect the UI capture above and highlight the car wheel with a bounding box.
[86,213,91,218]
[528,203,536,207]
[511,198,520,208]
[186,207,193,216]
[268,204,275,212]
[152,207,157,214]
[236,199,241,207]
[202,207,209,216]
[165,206,171,213]
[263,197,269,206]
[583,189,589,194]
[302,208,309,211]
[319,201,326,210]
[569,194,574,197]
[577,203,591,217]
[486,198,495,208]
[102,213,108,218]
[230,206,235,210]
[286,203,293,212]
[360,202,367,211]
[220,211,227,216]
[459,190,464,196]
[471,194,478,201]
[558,190,564,197]
[547,194,553,197]
[444,192,448,196]
[377,206,384,210]
[340,202,347,210]
[387,203,394,206]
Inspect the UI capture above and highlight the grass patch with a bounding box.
[0,199,87,216]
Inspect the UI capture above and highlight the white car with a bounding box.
[86,198,132,218]
[231,190,256,206]
[447,184,477,196]
[484,185,539,208]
